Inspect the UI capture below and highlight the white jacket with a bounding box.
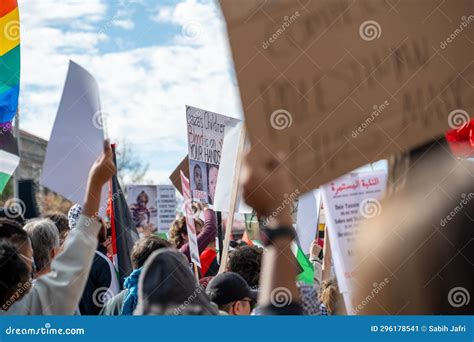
[1,215,100,315]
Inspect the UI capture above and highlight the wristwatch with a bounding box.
[260,226,296,246]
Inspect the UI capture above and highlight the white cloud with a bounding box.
[112,19,134,30]
[154,0,227,47]
[21,0,107,28]
[18,0,242,184]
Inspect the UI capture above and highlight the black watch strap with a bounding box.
[260,226,296,246]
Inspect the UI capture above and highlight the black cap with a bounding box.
[205,272,257,306]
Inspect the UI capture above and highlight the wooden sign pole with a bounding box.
[193,262,200,282]
[322,225,332,281]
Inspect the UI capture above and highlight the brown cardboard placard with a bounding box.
[220,0,473,191]
[169,155,190,195]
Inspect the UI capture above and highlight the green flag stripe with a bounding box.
[292,241,315,285]
[0,45,20,93]
[0,171,11,193]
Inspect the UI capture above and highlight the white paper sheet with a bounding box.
[41,61,106,206]
[213,120,252,214]
[296,189,320,255]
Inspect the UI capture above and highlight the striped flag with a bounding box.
[109,145,139,287]
[0,128,19,193]
[0,0,20,124]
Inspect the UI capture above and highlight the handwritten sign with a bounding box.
[220,0,473,191]
[321,171,387,309]
[186,105,239,204]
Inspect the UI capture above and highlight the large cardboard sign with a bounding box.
[169,155,189,196]
[186,105,239,204]
[220,0,473,191]
[321,170,387,311]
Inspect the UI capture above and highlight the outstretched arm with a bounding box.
[4,142,116,315]
[180,208,217,261]
[242,152,301,315]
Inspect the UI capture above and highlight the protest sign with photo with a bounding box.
[127,185,158,234]
[156,185,177,233]
[321,170,387,311]
[180,171,201,267]
[186,105,239,204]
[220,0,473,191]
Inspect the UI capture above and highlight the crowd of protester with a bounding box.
[0,137,472,316]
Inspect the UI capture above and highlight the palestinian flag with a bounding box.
[0,128,19,193]
[109,145,139,287]
[292,241,315,285]
[0,0,20,124]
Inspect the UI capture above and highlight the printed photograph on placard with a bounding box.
[206,163,219,205]
[189,159,208,203]
[127,185,158,234]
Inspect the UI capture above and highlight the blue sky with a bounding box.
[18,0,242,184]
[18,0,384,185]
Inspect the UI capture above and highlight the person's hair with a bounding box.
[23,218,59,273]
[227,245,263,288]
[319,278,339,314]
[0,241,30,310]
[137,191,149,204]
[218,302,233,313]
[168,215,203,249]
[43,212,69,234]
[131,235,171,269]
[43,212,69,245]
[0,218,29,248]
[97,217,107,244]
[169,216,187,249]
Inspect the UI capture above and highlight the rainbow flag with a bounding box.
[0,0,20,124]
